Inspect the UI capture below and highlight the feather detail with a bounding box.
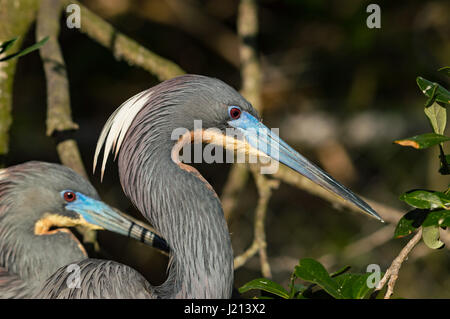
[93,90,152,181]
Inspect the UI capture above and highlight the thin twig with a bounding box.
[232,0,277,276]
[374,228,423,299]
[222,0,262,223]
[221,163,249,221]
[234,173,279,276]
[253,171,280,278]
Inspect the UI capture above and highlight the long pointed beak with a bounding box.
[64,192,169,252]
[228,112,383,222]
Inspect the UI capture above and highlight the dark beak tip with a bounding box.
[368,210,384,223]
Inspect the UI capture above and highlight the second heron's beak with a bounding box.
[227,111,383,222]
[62,191,169,252]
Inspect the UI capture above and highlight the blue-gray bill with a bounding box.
[228,112,384,222]
[62,191,170,252]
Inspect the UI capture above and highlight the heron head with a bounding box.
[168,76,383,222]
[1,162,166,249]
[95,75,382,222]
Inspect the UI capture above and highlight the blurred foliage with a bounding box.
[6,0,450,297]
[240,67,450,299]
[394,67,449,250]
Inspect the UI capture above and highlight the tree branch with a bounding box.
[61,0,185,81]
[232,0,276,277]
[374,228,423,299]
[36,0,87,177]
[234,172,279,277]
[37,0,95,248]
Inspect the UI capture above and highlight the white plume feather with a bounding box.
[93,90,152,181]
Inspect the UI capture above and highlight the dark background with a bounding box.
[8,0,450,297]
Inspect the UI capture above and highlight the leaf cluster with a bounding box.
[239,258,379,299]
[394,67,450,249]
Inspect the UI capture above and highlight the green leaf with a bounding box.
[239,278,290,299]
[422,209,450,228]
[394,209,428,238]
[294,258,346,299]
[422,225,445,249]
[333,273,374,299]
[394,133,450,149]
[0,36,49,62]
[0,37,18,54]
[424,102,447,134]
[438,66,450,77]
[417,76,450,105]
[399,190,450,209]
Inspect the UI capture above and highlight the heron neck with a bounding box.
[118,136,234,298]
[0,208,86,292]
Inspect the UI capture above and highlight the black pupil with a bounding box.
[231,108,240,119]
[65,192,74,200]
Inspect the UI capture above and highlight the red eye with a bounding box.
[229,107,241,120]
[63,191,76,202]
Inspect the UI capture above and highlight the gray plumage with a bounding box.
[0,162,94,298]
[36,259,152,299]
[93,75,256,298]
[0,161,152,298]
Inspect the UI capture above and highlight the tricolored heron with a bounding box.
[0,161,168,298]
[41,74,382,299]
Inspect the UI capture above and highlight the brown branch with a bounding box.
[232,0,276,277]
[36,1,168,255]
[221,163,249,221]
[374,228,423,299]
[61,0,185,81]
[234,173,279,277]
[253,171,279,278]
[36,0,87,177]
[37,0,94,248]
[223,0,262,222]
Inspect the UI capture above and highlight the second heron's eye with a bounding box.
[229,106,241,120]
[63,191,76,202]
